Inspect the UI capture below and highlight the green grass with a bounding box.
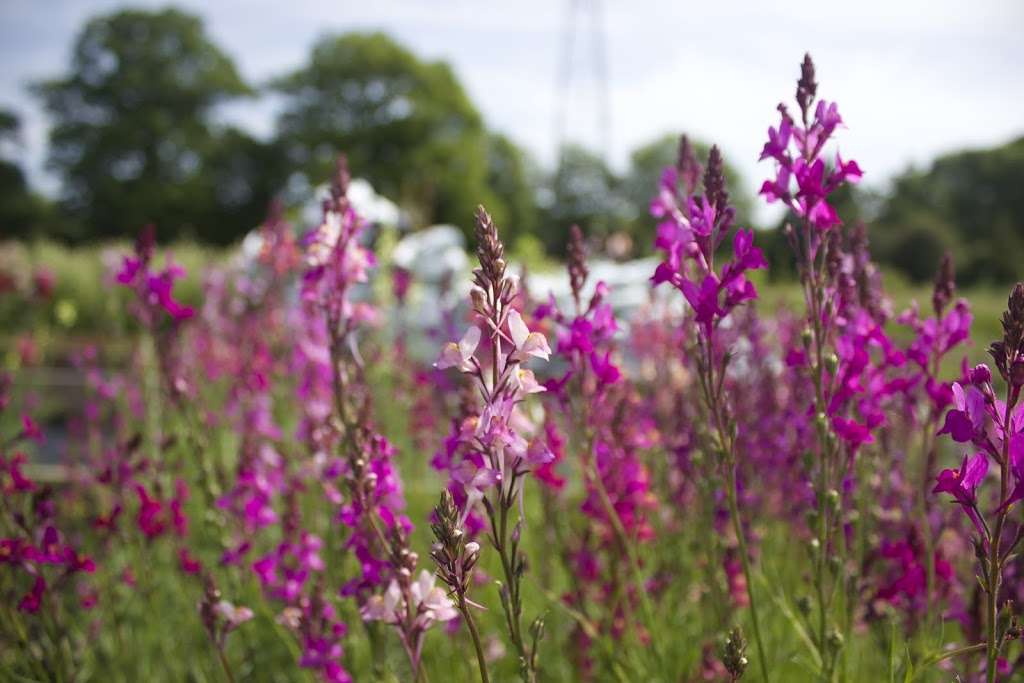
[2,242,1019,681]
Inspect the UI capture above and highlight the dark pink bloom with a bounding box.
[21,415,44,443]
[135,485,167,539]
[938,383,987,443]
[589,351,621,385]
[18,575,46,613]
[2,452,37,493]
[179,548,202,575]
[831,416,874,451]
[934,452,989,537]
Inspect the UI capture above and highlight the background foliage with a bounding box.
[0,7,1019,283]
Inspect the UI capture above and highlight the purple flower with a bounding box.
[933,452,989,537]
[938,382,987,443]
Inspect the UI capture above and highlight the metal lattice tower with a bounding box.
[553,0,611,164]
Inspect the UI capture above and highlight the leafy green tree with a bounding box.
[0,109,52,238]
[541,144,628,256]
[33,8,274,243]
[871,137,1024,284]
[273,32,497,238]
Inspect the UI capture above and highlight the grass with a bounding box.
[2,241,1017,681]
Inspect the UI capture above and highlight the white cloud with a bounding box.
[1,0,1021,215]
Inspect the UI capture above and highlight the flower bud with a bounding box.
[801,327,813,350]
[826,488,840,513]
[471,287,486,312]
[827,628,844,652]
[971,363,992,386]
[796,595,812,616]
[824,353,839,375]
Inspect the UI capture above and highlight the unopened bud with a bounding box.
[801,327,813,350]
[971,364,992,386]
[824,353,839,375]
[471,288,486,311]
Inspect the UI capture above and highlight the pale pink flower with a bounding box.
[435,326,481,372]
[508,310,551,362]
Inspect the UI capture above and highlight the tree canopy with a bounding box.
[870,137,1024,285]
[32,8,280,243]
[11,10,1023,286]
[273,32,499,239]
[0,109,51,238]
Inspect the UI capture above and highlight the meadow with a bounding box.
[2,55,1022,683]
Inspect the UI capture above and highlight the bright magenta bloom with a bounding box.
[933,452,989,537]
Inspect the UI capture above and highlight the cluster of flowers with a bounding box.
[1,393,95,616]
[4,53,1024,683]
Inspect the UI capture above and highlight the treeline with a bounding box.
[1,7,1021,285]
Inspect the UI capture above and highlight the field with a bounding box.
[1,227,1020,682]
[3,57,1023,683]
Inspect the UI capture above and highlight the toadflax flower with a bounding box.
[361,569,458,628]
[433,205,551,682]
[933,452,989,538]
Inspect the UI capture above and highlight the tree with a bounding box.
[0,109,52,238]
[33,8,274,243]
[871,137,1024,285]
[621,133,754,255]
[541,144,628,256]
[273,32,497,239]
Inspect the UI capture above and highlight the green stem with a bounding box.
[460,597,492,683]
[488,483,534,682]
[986,398,1012,682]
[726,468,770,683]
[216,645,238,683]
[700,331,769,683]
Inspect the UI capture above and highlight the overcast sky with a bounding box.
[1,0,1022,214]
